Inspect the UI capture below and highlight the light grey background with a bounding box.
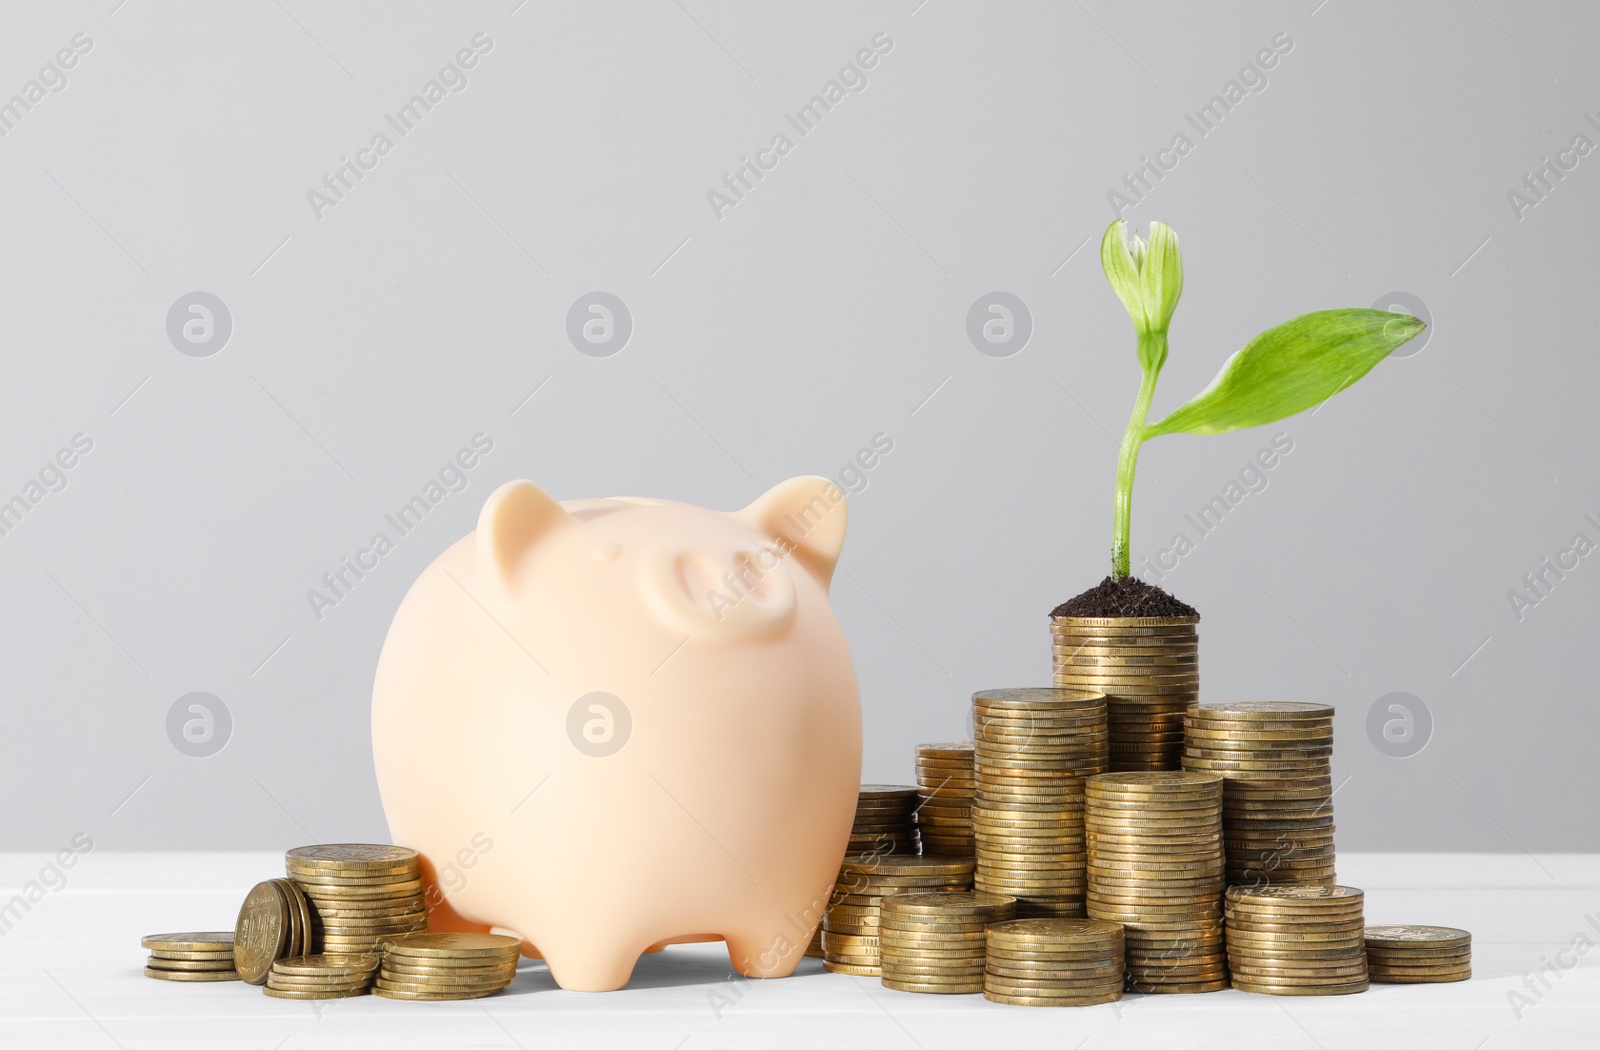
[1,0,1594,853]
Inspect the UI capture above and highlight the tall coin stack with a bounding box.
[878,891,1015,994]
[1183,703,1336,888]
[823,854,975,976]
[982,918,1126,1007]
[1224,885,1368,995]
[1085,771,1227,993]
[971,688,1108,918]
[1051,616,1199,772]
[914,742,976,857]
[1364,925,1472,983]
[285,844,428,956]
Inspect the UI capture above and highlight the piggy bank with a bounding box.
[371,476,861,991]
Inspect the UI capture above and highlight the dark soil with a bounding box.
[1051,576,1199,619]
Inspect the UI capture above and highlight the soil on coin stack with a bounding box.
[1051,576,1198,619]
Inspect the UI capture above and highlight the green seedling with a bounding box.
[1102,219,1425,580]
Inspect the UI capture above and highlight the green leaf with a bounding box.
[1143,308,1425,438]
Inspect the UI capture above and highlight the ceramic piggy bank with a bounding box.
[371,476,861,991]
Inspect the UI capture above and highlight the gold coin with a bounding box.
[146,949,236,962]
[880,891,1015,915]
[371,987,502,1001]
[286,844,419,868]
[266,973,375,989]
[141,932,234,953]
[1368,971,1470,983]
[234,880,291,986]
[145,957,239,972]
[822,960,879,976]
[144,967,241,982]
[263,986,368,999]
[382,959,516,977]
[382,932,522,959]
[375,973,511,990]
[1363,924,1470,949]
[271,954,380,976]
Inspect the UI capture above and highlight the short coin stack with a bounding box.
[141,932,239,982]
[234,879,312,985]
[1051,615,1199,772]
[849,785,921,856]
[878,891,1015,994]
[1086,771,1227,993]
[914,742,976,857]
[264,953,380,1000]
[1225,885,1368,995]
[824,854,975,975]
[1364,925,1472,983]
[982,918,1126,1006]
[285,844,428,956]
[374,932,522,1000]
[972,687,1108,918]
[1184,703,1337,887]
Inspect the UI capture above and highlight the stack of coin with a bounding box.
[141,932,240,982]
[374,933,522,1000]
[971,687,1107,918]
[285,844,428,956]
[823,854,975,975]
[982,918,1125,1006]
[1051,615,1199,772]
[1184,704,1337,887]
[850,785,921,856]
[1364,925,1471,983]
[878,891,1015,994]
[263,953,380,1000]
[1222,776,1337,888]
[234,879,313,985]
[805,924,825,959]
[914,742,976,857]
[1225,885,1368,995]
[1085,771,1227,993]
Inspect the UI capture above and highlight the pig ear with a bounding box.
[477,480,576,593]
[737,475,848,590]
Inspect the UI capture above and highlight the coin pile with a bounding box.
[972,687,1108,918]
[823,854,975,975]
[142,932,240,982]
[1364,925,1471,983]
[1051,615,1199,772]
[1184,703,1337,888]
[878,891,1015,994]
[234,879,313,985]
[849,785,921,856]
[983,918,1126,1006]
[914,742,976,857]
[285,844,428,956]
[373,932,522,1000]
[1225,885,1368,995]
[264,953,380,1000]
[1223,776,1337,888]
[1086,771,1227,993]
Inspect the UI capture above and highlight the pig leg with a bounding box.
[723,925,804,980]
[533,928,650,992]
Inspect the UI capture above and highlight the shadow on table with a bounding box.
[500,952,830,995]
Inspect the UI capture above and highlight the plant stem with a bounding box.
[1113,333,1166,580]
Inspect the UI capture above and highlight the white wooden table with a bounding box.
[2,852,1594,1048]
